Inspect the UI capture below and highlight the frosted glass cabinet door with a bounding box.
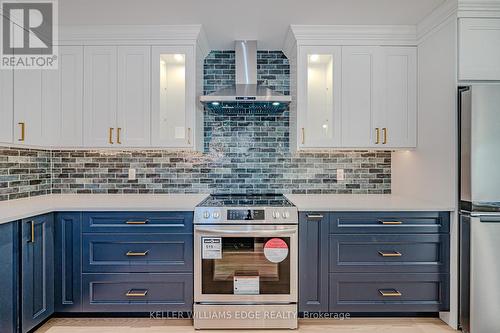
[0,68,13,144]
[297,46,341,148]
[151,46,195,148]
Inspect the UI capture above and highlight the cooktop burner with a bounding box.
[198,194,295,208]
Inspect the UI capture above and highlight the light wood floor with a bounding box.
[36,318,458,332]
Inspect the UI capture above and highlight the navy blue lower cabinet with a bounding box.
[82,212,193,234]
[298,212,329,313]
[0,222,19,333]
[329,273,450,313]
[82,273,193,312]
[21,214,55,333]
[55,212,82,312]
[82,233,193,273]
[330,212,450,234]
[329,234,450,273]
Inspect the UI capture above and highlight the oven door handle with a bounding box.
[195,227,297,236]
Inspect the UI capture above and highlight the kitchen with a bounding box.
[0,0,499,332]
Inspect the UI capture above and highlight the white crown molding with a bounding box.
[196,26,211,59]
[458,0,500,18]
[417,0,458,43]
[59,24,207,46]
[286,24,418,46]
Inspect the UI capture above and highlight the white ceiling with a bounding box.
[59,0,446,50]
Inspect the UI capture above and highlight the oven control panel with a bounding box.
[194,207,298,224]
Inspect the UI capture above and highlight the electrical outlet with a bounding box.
[336,169,345,181]
[128,168,136,181]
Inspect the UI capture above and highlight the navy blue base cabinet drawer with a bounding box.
[82,233,193,273]
[82,273,193,312]
[329,273,450,313]
[330,212,450,234]
[82,212,193,233]
[329,234,450,273]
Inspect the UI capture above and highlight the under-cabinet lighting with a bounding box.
[174,54,184,62]
[272,102,280,106]
[211,102,220,106]
[309,54,319,62]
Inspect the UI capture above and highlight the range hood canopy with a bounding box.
[200,40,291,112]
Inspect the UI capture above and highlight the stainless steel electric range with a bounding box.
[193,194,298,330]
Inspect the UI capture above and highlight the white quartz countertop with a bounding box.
[0,194,208,225]
[284,194,455,212]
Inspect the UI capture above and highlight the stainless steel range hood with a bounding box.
[200,40,291,112]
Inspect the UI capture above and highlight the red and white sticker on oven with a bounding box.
[264,238,289,263]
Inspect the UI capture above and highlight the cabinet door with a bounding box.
[22,214,54,333]
[341,46,381,148]
[297,46,341,148]
[459,18,500,80]
[298,212,329,312]
[54,213,82,312]
[84,46,117,147]
[0,222,19,333]
[376,47,417,148]
[43,46,84,147]
[151,45,195,148]
[117,46,151,147]
[13,70,49,146]
[0,68,13,144]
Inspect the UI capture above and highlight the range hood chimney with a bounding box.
[200,40,291,112]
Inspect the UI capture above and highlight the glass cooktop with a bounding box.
[198,194,295,208]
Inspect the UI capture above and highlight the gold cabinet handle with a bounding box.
[307,214,324,220]
[126,289,148,297]
[117,127,122,144]
[378,251,402,257]
[379,289,402,297]
[187,127,191,145]
[301,128,305,144]
[383,128,387,144]
[125,220,148,225]
[109,128,114,144]
[126,250,149,257]
[27,221,35,243]
[18,122,25,142]
[379,220,403,225]
[375,128,380,144]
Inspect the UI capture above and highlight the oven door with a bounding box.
[194,224,298,303]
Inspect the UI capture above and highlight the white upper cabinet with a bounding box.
[341,46,381,148]
[117,46,151,147]
[84,46,118,147]
[151,45,195,148]
[459,18,500,81]
[297,46,341,148]
[377,47,417,148]
[13,70,48,146]
[44,46,84,147]
[0,69,13,144]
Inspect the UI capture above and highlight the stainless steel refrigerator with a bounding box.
[459,85,500,333]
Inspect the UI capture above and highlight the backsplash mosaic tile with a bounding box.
[0,148,51,201]
[0,50,391,201]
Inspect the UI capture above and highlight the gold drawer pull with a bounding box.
[117,127,122,144]
[379,220,403,225]
[378,251,402,257]
[383,127,388,144]
[18,122,25,142]
[187,127,191,145]
[108,128,114,144]
[301,127,305,144]
[126,289,148,297]
[379,289,402,297]
[375,127,380,144]
[126,250,149,257]
[27,221,35,243]
[125,220,148,225]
